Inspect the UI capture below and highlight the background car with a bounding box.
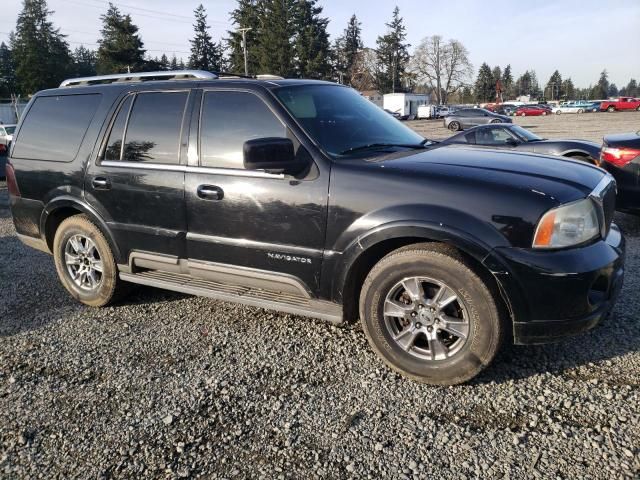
[599,131,640,212]
[438,124,601,163]
[586,101,601,112]
[444,108,511,131]
[0,124,15,148]
[553,104,585,114]
[514,105,549,116]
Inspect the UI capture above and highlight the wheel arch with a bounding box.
[332,222,515,324]
[40,197,123,263]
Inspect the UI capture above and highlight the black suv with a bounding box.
[6,71,625,385]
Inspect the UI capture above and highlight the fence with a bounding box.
[0,100,28,124]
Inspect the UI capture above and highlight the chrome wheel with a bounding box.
[64,234,103,290]
[383,276,470,361]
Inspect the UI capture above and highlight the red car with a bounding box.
[514,105,549,116]
[600,97,640,112]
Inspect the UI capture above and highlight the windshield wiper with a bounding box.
[339,142,428,155]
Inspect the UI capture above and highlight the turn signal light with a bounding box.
[601,147,640,168]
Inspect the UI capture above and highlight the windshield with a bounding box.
[510,125,542,142]
[274,84,425,158]
[4,126,15,135]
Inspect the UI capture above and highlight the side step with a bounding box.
[119,270,343,324]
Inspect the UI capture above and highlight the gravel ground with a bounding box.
[409,110,640,143]
[1,143,639,480]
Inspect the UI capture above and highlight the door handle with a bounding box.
[197,185,223,200]
[92,177,111,190]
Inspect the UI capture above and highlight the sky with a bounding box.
[1,0,639,88]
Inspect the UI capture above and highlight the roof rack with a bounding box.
[59,70,218,87]
[256,74,284,80]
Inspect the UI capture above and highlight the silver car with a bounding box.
[0,124,15,178]
[444,108,511,131]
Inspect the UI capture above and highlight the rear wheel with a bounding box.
[448,121,461,131]
[577,108,584,114]
[542,111,547,115]
[53,214,128,307]
[607,106,615,112]
[359,244,504,385]
[520,112,526,116]
[556,110,562,115]
[490,119,501,124]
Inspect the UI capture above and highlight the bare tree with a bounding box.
[350,47,379,91]
[410,35,473,104]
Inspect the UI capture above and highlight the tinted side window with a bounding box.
[103,95,133,161]
[200,91,286,169]
[13,94,101,162]
[123,91,188,164]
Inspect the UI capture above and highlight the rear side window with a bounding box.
[122,91,188,164]
[12,94,101,162]
[200,91,286,169]
[103,95,133,161]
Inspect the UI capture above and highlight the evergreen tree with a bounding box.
[545,70,562,100]
[375,6,410,93]
[227,0,260,75]
[593,69,609,99]
[0,42,17,97]
[71,46,97,77]
[502,64,513,99]
[96,3,146,74]
[625,78,638,97]
[189,4,223,72]
[474,63,494,102]
[333,14,363,84]
[255,0,296,77]
[561,78,575,100]
[11,0,72,94]
[293,0,332,79]
[607,83,618,97]
[515,70,539,98]
[169,54,179,70]
[159,53,169,71]
[178,58,186,69]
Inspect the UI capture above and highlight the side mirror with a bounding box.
[243,137,305,175]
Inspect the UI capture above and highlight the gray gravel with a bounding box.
[0,179,638,479]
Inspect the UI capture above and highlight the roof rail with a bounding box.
[59,70,218,87]
[256,74,285,80]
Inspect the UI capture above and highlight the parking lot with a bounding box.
[1,112,639,479]
[410,110,640,143]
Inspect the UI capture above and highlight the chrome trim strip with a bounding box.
[186,232,323,257]
[100,160,285,179]
[590,173,616,199]
[60,70,217,87]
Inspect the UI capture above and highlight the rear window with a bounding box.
[12,94,101,162]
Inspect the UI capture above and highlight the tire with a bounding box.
[542,111,547,115]
[520,112,526,116]
[556,110,562,115]
[577,109,584,114]
[636,106,640,111]
[490,119,501,124]
[607,106,615,112]
[565,154,595,165]
[359,243,504,385]
[448,121,461,131]
[53,214,128,307]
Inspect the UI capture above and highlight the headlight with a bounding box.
[532,198,601,249]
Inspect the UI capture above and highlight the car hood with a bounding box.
[372,145,606,203]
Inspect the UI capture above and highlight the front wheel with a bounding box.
[53,214,128,307]
[490,119,501,124]
[607,106,615,112]
[577,109,584,114]
[556,110,562,114]
[448,121,461,131]
[542,111,547,115]
[359,244,504,385]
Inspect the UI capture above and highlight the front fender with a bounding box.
[322,203,511,304]
[40,196,124,263]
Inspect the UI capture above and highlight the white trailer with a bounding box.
[383,93,430,119]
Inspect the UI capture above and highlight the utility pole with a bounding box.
[238,27,252,76]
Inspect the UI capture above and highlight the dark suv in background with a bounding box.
[6,70,624,385]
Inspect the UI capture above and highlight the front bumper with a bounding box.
[484,224,625,345]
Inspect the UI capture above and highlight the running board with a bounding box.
[119,270,343,324]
